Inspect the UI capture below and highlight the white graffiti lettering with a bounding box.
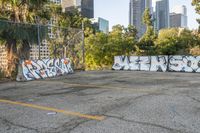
[169,56,200,72]
[113,55,200,73]
[150,56,168,72]
[17,58,73,81]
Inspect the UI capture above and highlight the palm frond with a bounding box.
[0,20,48,45]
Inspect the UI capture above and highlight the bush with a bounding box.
[190,46,200,55]
[85,25,137,70]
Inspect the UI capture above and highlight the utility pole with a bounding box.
[36,16,41,60]
[82,21,85,69]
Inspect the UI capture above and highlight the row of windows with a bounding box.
[30,54,50,57]
[30,52,49,54]
[31,47,49,49]
[31,46,49,48]
[30,50,49,52]
[31,51,49,53]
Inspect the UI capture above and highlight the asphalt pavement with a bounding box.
[0,70,200,133]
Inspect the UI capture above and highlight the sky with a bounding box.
[94,0,199,31]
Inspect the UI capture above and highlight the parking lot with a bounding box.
[0,70,200,133]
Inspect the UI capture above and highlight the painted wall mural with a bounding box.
[169,56,200,72]
[112,55,200,73]
[17,58,73,81]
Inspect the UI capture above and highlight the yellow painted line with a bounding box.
[0,99,105,121]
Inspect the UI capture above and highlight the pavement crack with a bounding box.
[187,95,200,103]
[38,88,88,97]
[0,117,40,133]
[55,118,90,133]
[104,115,187,133]
[189,96,200,103]
[97,93,159,115]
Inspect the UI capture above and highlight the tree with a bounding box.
[136,8,157,55]
[85,25,137,70]
[155,28,180,55]
[48,8,93,69]
[192,0,200,31]
[85,32,108,70]
[0,0,48,77]
[155,28,200,55]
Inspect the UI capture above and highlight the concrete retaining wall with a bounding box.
[17,58,73,81]
[112,55,200,73]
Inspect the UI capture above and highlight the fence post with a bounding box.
[36,16,41,60]
[82,21,85,69]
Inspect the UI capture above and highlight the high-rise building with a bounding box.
[171,5,187,16]
[129,0,152,37]
[155,0,169,31]
[91,17,109,34]
[170,13,188,28]
[170,5,187,28]
[64,0,94,18]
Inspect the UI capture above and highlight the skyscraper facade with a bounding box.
[81,0,94,18]
[172,5,187,16]
[155,0,169,31]
[64,0,94,18]
[170,13,188,28]
[170,5,187,28]
[91,17,109,33]
[129,0,152,37]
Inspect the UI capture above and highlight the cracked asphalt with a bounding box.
[0,70,200,133]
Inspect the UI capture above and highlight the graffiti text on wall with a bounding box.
[112,55,200,73]
[18,58,73,81]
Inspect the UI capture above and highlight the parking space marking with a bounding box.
[0,99,105,121]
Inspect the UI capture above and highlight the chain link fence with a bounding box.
[0,19,85,71]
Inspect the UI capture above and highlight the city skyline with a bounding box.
[65,0,94,18]
[94,0,199,31]
[155,0,169,30]
[129,0,152,37]
[170,5,188,28]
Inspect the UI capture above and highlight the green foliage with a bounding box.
[143,8,153,26]
[0,0,49,22]
[0,21,48,45]
[136,8,157,55]
[58,9,83,28]
[85,25,137,70]
[192,0,200,31]
[155,28,200,55]
[0,0,50,77]
[0,0,51,48]
[0,68,5,79]
[0,0,199,75]
[192,0,200,15]
[47,8,94,70]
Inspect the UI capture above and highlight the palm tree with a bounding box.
[0,0,48,77]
